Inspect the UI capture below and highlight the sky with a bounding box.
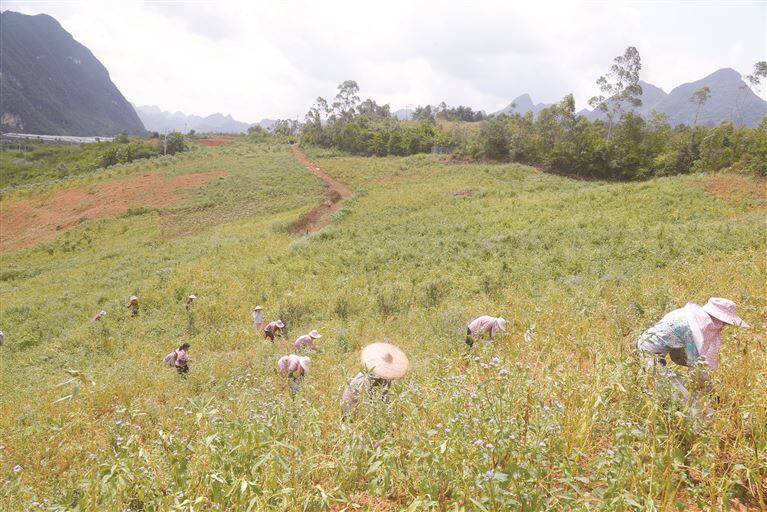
[3,0,766,123]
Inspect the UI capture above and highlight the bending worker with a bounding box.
[636,297,749,402]
[466,315,507,347]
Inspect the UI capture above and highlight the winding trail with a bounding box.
[289,145,352,234]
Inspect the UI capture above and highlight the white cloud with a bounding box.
[3,0,765,121]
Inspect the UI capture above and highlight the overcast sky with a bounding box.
[3,0,766,122]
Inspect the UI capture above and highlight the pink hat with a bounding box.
[275,319,285,329]
[702,298,749,328]
[308,329,322,339]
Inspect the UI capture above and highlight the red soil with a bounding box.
[0,171,227,252]
[693,174,766,203]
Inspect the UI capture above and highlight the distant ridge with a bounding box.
[135,105,279,134]
[0,11,145,136]
[492,94,553,117]
[495,68,767,127]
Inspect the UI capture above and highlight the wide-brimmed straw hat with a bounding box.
[275,319,285,328]
[188,294,196,300]
[702,298,749,328]
[360,342,409,380]
[496,317,508,332]
[309,329,322,339]
[129,296,139,303]
[254,305,264,311]
[298,356,311,371]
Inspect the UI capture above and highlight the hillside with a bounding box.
[135,105,253,134]
[656,68,767,127]
[0,11,145,136]
[1,140,764,510]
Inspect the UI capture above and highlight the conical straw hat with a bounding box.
[360,342,409,380]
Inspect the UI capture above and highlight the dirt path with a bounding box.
[289,145,352,234]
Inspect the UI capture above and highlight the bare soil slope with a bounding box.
[0,170,227,251]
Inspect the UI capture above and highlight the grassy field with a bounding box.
[0,141,765,511]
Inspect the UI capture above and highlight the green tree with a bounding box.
[746,61,767,92]
[690,86,711,128]
[478,116,510,159]
[588,46,643,141]
[165,133,186,155]
[332,80,360,121]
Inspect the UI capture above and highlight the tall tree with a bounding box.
[734,61,766,123]
[690,86,711,128]
[588,46,643,141]
[746,61,767,92]
[332,80,360,121]
[413,105,434,121]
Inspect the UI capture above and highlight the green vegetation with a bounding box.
[0,134,188,191]
[301,80,767,178]
[299,52,767,178]
[1,139,764,510]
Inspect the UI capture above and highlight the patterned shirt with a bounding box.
[175,350,189,367]
[340,372,373,413]
[637,305,701,367]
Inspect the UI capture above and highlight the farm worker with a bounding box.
[0,331,4,346]
[253,305,265,331]
[294,330,322,352]
[264,319,285,342]
[636,298,749,402]
[127,296,139,317]
[277,354,311,396]
[92,310,107,322]
[466,315,508,347]
[163,343,191,376]
[341,342,409,417]
[186,294,196,312]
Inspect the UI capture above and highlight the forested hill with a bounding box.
[0,11,145,136]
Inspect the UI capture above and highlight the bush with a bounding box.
[165,133,187,155]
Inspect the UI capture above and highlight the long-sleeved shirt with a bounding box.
[174,350,189,367]
[637,303,723,369]
[264,321,283,336]
[253,311,265,325]
[468,316,504,338]
[340,372,373,414]
[278,354,306,377]
[294,334,316,351]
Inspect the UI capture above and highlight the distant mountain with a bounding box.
[135,105,252,134]
[655,68,766,127]
[583,69,767,127]
[393,108,413,120]
[256,118,279,131]
[580,80,667,122]
[0,11,145,136]
[492,94,553,117]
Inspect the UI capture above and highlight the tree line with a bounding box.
[264,50,766,179]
